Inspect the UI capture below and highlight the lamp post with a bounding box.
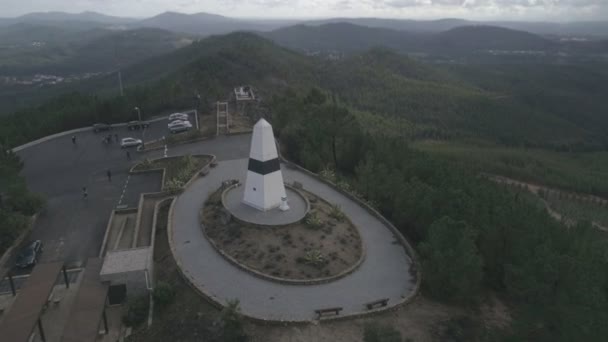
[195,94,201,130]
[134,107,145,148]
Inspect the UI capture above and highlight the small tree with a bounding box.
[419,216,483,302]
[122,295,149,327]
[153,281,175,310]
[217,299,248,342]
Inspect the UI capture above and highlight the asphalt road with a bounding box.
[171,159,415,321]
[10,118,249,273]
[15,123,165,268]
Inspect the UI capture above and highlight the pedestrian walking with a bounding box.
[71,135,76,145]
[107,169,112,182]
[82,186,88,199]
[114,134,119,142]
[126,151,131,160]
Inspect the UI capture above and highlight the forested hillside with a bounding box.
[1,28,608,341]
[271,88,608,341]
[0,148,44,255]
[3,32,607,150]
[262,23,608,59]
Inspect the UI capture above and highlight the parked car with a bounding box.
[93,123,112,133]
[168,113,189,121]
[168,120,191,129]
[169,122,192,133]
[121,137,143,148]
[127,121,150,131]
[16,240,43,268]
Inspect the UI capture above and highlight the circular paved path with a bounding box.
[171,158,415,321]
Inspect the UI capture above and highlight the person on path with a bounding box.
[71,135,76,145]
[82,186,88,199]
[107,169,112,182]
[114,134,119,142]
[126,151,131,160]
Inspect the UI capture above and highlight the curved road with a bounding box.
[171,158,415,321]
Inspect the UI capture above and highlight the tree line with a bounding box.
[0,147,44,255]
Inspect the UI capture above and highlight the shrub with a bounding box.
[122,295,149,327]
[217,299,248,342]
[363,323,402,342]
[165,178,185,191]
[7,191,45,216]
[319,167,337,182]
[153,281,175,310]
[303,249,327,268]
[139,158,153,169]
[329,204,346,222]
[305,212,323,230]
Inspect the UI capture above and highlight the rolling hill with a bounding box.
[131,11,289,35]
[262,23,607,60]
[2,32,607,151]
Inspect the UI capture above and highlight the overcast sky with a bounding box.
[2,0,607,21]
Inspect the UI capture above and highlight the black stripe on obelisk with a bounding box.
[248,158,280,175]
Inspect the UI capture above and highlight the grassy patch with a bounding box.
[543,193,608,227]
[133,155,211,189]
[413,141,608,197]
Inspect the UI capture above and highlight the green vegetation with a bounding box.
[273,88,608,341]
[304,212,323,230]
[0,147,44,255]
[153,281,176,311]
[540,192,608,228]
[4,32,608,152]
[2,31,608,340]
[329,204,346,222]
[419,217,483,302]
[133,154,210,189]
[413,141,608,197]
[363,323,402,342]
[123,295,150,327]
[217,299,248,342]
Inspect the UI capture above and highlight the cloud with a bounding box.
[1,0,606,20]
[379,0,604,8]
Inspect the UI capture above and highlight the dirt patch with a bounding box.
[249,296,462,342]
[229,112,253,134]
[202,188,363,281]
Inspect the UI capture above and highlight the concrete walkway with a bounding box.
[170,158,415,321]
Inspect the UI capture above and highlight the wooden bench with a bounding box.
[314,307,343,319]
[365,298,389,310]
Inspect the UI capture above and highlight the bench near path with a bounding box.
[170,158,415,321]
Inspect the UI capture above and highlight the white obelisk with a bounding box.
[242,119,287,211]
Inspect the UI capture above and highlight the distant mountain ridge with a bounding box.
[1,11,607,37]
[262,23,602,57]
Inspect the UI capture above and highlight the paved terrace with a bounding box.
[171,158,415,321]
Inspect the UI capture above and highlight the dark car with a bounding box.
[15,240,43,268]
[127,121,150,131]
[93,123,112,133]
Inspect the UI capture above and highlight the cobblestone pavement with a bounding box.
[171,158,415,321]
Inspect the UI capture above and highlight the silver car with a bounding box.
[169,122,192,134]
[120,137,143,148]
